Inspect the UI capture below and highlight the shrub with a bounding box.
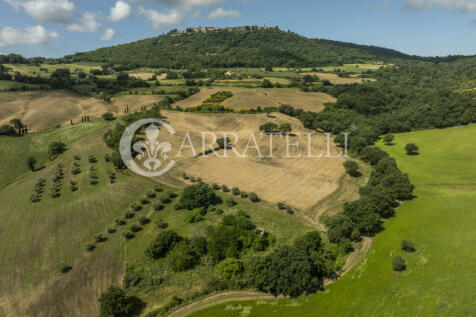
[240,192,248,198]
[74,155,81,160]
[392,256,406,271]
[343,160,360,177]
[85,242,95,252]
[114,218,126,226]
[183,172,189,180]
[286,206,294,215]
[146,191,156,198]
[155,219,169,230]
[27,156,37,171]
[168,241,199,272]
[232,187,240,195]
[152,201,164,211]
[140,198,150,205]
[138,216,150,225]
[216,258,244,280]
[129,224,142,233]
[215,208,224,215]
[277,202,286,210]
[124,211,135,219]
[179,183,219,210]
[94,233,107,243]
[154,185,163,192]
[405,143,419,155]
[225,197,236,207]
[249,192,260,203]
[212,183,220,190]
[122,231,135,240]
[221,185,230,192]
[166,190,177,198]
[383,134,394,145]
[48,141,67,159]
[30,193,41,203]
[145,230,181,259]
[401,240,416,252]
[130,203,142,211]
[159,194,171,204]
[88,155,97,163]
[102,112,115,121]
[98,286,133,317]
[57,262,72,274]
[107,227,116,234]
[184,208,205,223]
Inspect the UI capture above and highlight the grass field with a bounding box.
[189,124,476,317]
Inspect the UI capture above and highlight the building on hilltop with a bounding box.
[169,25,276,35]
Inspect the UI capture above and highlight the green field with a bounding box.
[190,124,476,317]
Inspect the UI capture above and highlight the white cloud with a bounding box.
[139,6,182,29]
[110,0,132,21]
[4,0,76,23]
[131,0,224,11]
[404,0,476,11]
[100,28,115,41]
[67,12,101,33]
[0,25,58,47]
[207,7,240,18]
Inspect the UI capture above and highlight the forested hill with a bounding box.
[60,27,412,68]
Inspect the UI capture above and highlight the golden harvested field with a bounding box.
[260,88,337,112]
[301,72,376,85]
[157,111,347,210]
[221,88,280,109]
[0,91,164,131]
[173,87,222,108]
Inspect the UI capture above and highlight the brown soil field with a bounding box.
[301,72,376,85]
[156,111,347,210]
[0,90,164,131]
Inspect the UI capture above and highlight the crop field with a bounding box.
[0,90,164,131]
[190,124,476,317]
[260,88,337,112]
[300,72,376,85]
[4,63,101,78]
[156,111,347,211]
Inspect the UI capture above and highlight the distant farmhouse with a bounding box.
[169,25,276,35]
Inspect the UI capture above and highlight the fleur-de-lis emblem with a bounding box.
[133,124,172,171]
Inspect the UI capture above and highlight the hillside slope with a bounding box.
[62,28,411,68]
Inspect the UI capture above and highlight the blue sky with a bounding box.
[1,0,476,58]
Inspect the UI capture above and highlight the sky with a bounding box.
[2,0,476,58]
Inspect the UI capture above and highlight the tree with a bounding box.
[9,119,23,134]
[249,192,260,203]
[145,230,181,259]
[48,141,67,159]
[279,124,292,134]
[259,122,278,133]
[405,143,419,155]
[98,286,133,317]
[324,214,353,243]
[294,231,322,255]
[392,256,406,271]
[0,124,15,135]
[216,258,244,280]
[261,79,273,88]
[178,183,219,210]
[401,240,416,252]
[102,112,115,121]
[383,134,394,145]
[216,137,231,149]
[168,241,199,272]
[27,156,37,171]
[343,160,360,177]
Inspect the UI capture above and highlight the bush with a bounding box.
[124,211,135,219]
[48,141,67,159]
[286,206,294,215]
[138,216,150,225]
[94,233,107,243]
[98,286,133,317]
[85,242,95,252]
[167,241,199,272]
[215,208,224,215]
[146,191,156,198]
[88,155,97,163]
[212,183,220,190]
[155,219,169,230]
[392,256,406,271]
[232,187,240,195]
[107,227,116,234]
[240,192,248,198]
[159,194,171,204]
[129,224,142,233]
[57,262,72,274]
[383,134,394,145]
[140,198,150,205]
[122,231,135,240]
[225,197,236,207]
[166,190,177,198]
[178,183,219,210]
[102,112,115,121]
[249,192,260,203]
[401,240,416,252]
[343,160,360,177]
[277,202,286,210]
[153,201,164,211]
[405,143,419,155]
[114,218,126,226]
[154,185,163,192]
[145,230,180,259]
[130,203,142,211]
[216,258,244,280]
[222,185,230,192]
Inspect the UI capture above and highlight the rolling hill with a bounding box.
[60,27,412,68]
